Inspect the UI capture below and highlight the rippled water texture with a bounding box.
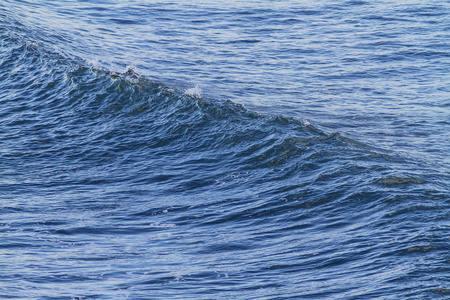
[1,1,449,299]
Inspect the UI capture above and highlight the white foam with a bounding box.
[184,85,202,98]
[87,57,100,68]
[125,64,138,74]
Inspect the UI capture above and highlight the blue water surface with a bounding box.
[1,1,449,299]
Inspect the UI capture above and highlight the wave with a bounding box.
[3,35,444,220]
[0,25,437,189]
[3,7,447,191]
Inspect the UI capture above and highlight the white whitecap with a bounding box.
[184,85,202,98]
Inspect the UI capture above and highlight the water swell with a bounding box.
[0,38,388,189]
[2,33,443,229]
[1,27,444,217]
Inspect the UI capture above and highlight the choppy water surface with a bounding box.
[1,1,449,299]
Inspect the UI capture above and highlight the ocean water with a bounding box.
[1,0,449,299]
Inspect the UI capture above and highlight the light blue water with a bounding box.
[1,1,449,299]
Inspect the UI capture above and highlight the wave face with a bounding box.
[1,2,449,299]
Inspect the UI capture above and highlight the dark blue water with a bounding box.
[1,1,449,299]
